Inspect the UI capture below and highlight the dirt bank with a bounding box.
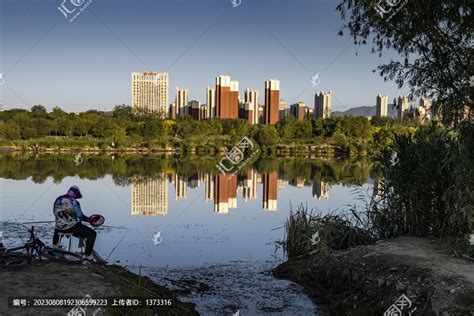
[273,237,474,315]
[0,261,198,315]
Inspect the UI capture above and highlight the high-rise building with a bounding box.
[279,99,287,120]
[189,100,204,120]
[244,89,259,124]
[229,80,239,119]
[290,102,306,121]
[200,104,208,120]
[419,96,431,110]
[312,181,330,200]
[397,96,409,118]
[131,72,169,116]
[263,172,278,211]
[131,175,168,216]
[215,75,231,119]
[258,105,265,124]
[264,79,280,125]
[376,94,389,117]
[241,102,255,124]
[176,87,189,116]
[314,91,332,119]
[169,102,176,120]
[206,86,216,118]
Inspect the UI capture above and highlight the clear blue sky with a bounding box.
[0,0,405,112]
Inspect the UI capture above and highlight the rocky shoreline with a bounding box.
[273,237,474,315]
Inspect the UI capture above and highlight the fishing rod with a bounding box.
[20,220,126,230]
[105,230,129,262]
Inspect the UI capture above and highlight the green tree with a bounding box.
[5,122,21,140]
[73,116,89,137]
[337,0,472,126]
[294,119,313,139]
[31,105,47,118]
[34,118,52,137]
[175,116,195,138]
[256,125,280,146]
[50,106,68,119]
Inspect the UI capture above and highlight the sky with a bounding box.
[0,0,406,112]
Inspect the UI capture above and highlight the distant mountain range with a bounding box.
[333,104,398,117]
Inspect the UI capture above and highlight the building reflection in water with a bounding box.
[239,170,257,201]
[131,174,168,216]
[262,172,278,211]
[188,173,199,189]
[129,170,336,216]
[205,173,214,203]
[289,178,305,188]
[173,174,188,200]
[312,181,330,200]
[213,173,238,214]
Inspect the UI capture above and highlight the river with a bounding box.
[0,153,375,315]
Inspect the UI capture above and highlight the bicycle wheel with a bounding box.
[0,253,30,268]
[40,248,83,264]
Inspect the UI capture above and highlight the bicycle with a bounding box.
[0,226,44,268]
[0,226,84,267]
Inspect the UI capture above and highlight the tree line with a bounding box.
[0,104,417,149]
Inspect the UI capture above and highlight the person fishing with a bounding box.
[52,185,96,260]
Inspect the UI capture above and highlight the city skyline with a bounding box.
[127,69,428,122]
[1,0,404,113]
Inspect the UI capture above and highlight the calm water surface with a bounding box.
[0,154,375,315]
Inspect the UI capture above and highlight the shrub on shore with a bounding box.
[281,204,374,259]
[372,122,473,241]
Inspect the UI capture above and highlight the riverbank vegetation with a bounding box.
[0,105,416,155]
[0,153,374,188]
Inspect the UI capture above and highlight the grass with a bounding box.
[281,204,374,259]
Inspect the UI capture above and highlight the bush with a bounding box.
[281,204,374,259]
[372,122,472,239]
